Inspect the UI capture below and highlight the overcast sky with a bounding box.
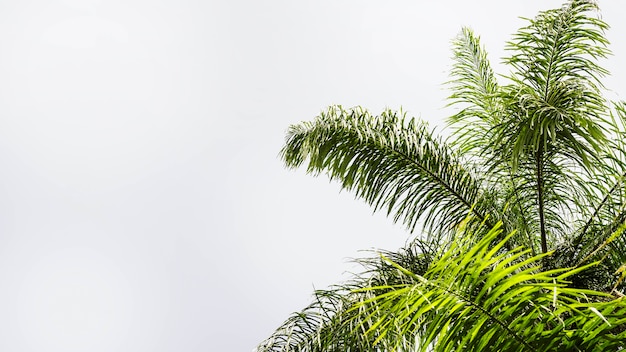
[0,1,624,351]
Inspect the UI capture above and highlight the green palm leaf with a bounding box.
[501,0,610,168]
[353,222,626,351]
[259,222,626,351]
[281,106,492,235]
[447,28,502,157]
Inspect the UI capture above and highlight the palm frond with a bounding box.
[354,222,626,351]
[556,102,626,290]
[260,223,626,351]
[256,289,371,352]
[280,106,493,235]
[447,28,502,157]
[574,102,626,244]
[257,241,434,352]
[502,0,610,168]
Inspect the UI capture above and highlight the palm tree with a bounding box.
[258,1,626,350]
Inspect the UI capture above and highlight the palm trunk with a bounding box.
[535,146,548,253]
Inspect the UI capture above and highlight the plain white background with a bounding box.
[0,1,623,351]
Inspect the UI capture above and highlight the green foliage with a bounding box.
[281,106,492,235]
[353,223,626,351]
[258,222,626,351]
[259,1,626,350]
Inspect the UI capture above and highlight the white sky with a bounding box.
[0,1,624,351]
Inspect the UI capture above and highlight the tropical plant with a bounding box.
[258,1,626,350]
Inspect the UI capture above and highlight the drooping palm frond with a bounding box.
[353,222,626,351]
[280,106,493,236]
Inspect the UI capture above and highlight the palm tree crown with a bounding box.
[258,1,626,350]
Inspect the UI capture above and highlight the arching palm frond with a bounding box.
[280,106,493,236]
